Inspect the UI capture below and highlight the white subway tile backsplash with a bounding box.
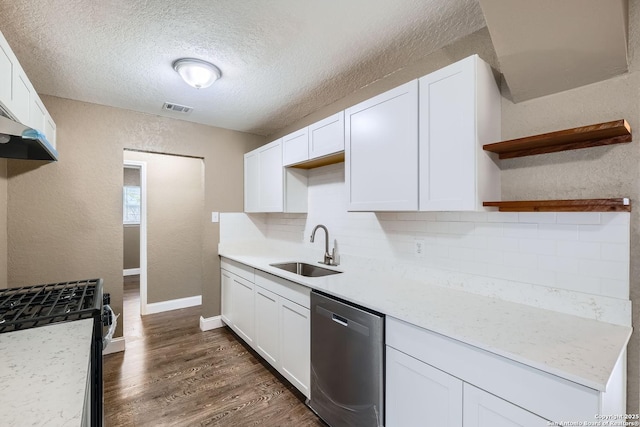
[427,221,449,234]
[601,243,629,262]
[487,211,519,223]
[487,236,519,252]
[538,255,578,274]
[458,211,488,222]
[519,239,556,255]
[233,166,632,319]
[436,212,461,222]
[473,223,503,237]
[518,212,556,223]
[578,259,629,281]
[503,252,538,269]
[556,212,601,225]
[502,223,538,239]
[538,224,578,241]
[447,222,475,235]
[601,212,630,225]
[579,224,628,243]
[557,241,600,260]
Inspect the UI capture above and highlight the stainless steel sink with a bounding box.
[270,262,342,277]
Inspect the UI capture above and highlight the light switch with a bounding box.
[211,212,219,223]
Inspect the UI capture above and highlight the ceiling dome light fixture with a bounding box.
[173,58,221,89]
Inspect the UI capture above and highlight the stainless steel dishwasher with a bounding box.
[308,290,385,427]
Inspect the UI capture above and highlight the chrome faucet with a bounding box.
[310,224,338,266]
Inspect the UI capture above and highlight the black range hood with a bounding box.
[0,114,58,161]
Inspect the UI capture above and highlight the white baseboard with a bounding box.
[103,337,125,355]
[145,295,202,315]
[123,268,141,276]
[200,315,224,331]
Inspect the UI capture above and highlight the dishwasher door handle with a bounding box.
[332,313,348,326]
[316,305,370,336]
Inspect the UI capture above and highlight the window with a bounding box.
[123,186,141,224]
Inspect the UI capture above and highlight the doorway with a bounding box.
[123,150,205,323]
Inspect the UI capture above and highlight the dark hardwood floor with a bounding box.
[104,276,324,426]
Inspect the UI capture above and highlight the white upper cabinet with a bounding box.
[309,111,344,159]
[0,30,57,149]
[244,150,260,212]
[282,111,345,167]
[282,128,309,166]
[244,139,308,213]
[346,80,419,211]
[258,140,285,212]
[419,55,500,211]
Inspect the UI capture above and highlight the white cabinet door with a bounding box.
[346,80,418,211]
[463,384,549,427]
[220,269,233,326]
[258,139,284,212]
[309,111,344,159]
[231,275,255,346]
[282,128,309,166]
[45,115,57,149]
[244,151,259,212]
[280,298,310,397]
[418,55,500,211]
[0,41,12,113]
[30,95,46,133]
[255,285,280,365]
[386,346,463,427]
[12,70,31,125]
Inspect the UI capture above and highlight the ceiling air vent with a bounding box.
[162,102,193,114]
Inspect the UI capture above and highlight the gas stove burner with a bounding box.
[0,279,103,333]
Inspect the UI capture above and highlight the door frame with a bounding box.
[123,160,149,315]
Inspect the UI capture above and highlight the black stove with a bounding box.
[0,278,110,426]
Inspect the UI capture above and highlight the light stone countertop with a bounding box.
[0,319,94,427]
[219,246,632,392]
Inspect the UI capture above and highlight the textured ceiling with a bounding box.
[0,0,485,136]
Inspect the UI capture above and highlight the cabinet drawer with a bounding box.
[386,316,599,423]
[255,270,310,309]
[221,257,255,283]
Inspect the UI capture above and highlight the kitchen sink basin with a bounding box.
[270,262,342,277]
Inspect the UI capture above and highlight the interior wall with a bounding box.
[266,9,640,413]
[123,226,139,270]
[0,158,6,289]
[123,167,140,270]
[124,151,204,303]
[7,96,264,338]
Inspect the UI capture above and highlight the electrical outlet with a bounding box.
[414,239,425,257]
[211,212,219,223]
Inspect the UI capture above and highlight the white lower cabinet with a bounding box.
[254,270,311,398]
[386,316,625,427]
[230,275,255,346]
[220,258,311,398]
[279,298,310,397]
[220,269,233,325]
[254,286,280,365]
[220,258,256,346]
[386,346,462,427]
[463,384,548,427]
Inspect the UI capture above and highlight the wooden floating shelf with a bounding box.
[483,198,631,212]
[483,119,632,159]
